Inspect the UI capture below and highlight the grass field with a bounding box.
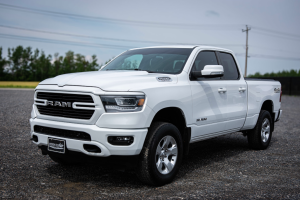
[0,81,40,88]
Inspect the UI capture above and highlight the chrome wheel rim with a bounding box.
[155,135,178,175]
[261,118,270,142]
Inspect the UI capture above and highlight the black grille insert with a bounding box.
[36,92,95,120]
[34,125,91,141]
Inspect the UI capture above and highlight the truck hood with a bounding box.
[39,70,178,91]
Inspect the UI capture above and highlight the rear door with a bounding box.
[217,52,247,131]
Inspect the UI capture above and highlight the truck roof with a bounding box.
[129,45,233,53]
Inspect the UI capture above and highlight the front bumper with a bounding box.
[30,118,148,157]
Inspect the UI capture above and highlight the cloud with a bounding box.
[205,10,220,17]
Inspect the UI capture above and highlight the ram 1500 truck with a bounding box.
[30,46,282,185]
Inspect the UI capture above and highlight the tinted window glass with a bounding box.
[218,52,239,80]
[101,48,193,74]
[121,54,143,70]
[191,51,219,80]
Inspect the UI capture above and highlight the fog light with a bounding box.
[108,136,134,146]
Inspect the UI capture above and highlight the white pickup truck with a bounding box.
[30,45,282,185]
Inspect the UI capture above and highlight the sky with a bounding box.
[0,0,299,76]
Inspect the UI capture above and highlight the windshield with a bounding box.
[101,48,194,74]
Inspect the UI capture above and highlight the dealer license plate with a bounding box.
[48,138,65,153]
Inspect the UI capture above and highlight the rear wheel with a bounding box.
[136,122,183,186]
[247,110,273,150]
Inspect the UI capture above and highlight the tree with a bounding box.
[248,69,300,78]
[0,47,9,80]
[0,46,102,81]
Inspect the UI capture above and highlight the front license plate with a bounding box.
[48,138,65,153]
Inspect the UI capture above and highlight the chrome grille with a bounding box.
[36,92,95,120]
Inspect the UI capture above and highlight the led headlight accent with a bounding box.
[100,95,145,113]
[115,98,137,106]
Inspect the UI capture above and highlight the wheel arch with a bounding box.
[261,99,274,114]
[150,107,191,157]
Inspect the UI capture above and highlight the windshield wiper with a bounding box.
[134,69,156,73]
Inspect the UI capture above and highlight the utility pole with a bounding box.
[242,25,251,77]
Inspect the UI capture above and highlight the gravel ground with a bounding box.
[0,89,299,199]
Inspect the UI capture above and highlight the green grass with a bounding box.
[0,81,39,88]
[0,85,36,88]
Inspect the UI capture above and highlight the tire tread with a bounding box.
[136,122,183,185]
[136,122,167,185]
[248,110,272,150]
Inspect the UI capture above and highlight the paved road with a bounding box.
[0,90,299,199]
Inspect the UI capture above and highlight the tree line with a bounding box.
[1,45,299,81]
[0,46,109,81]
[248,69,300,78]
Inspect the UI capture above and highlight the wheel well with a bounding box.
[261,100,273,115]
[151,107,190,156]
[261,100,275,132]
[152,107,186,132]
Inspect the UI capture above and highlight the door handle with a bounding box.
[239,87,246,92]
[218,88,227,93]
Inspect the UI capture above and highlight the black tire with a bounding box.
[49,153,80,165]
[247,110,273,150]
[136,122,183,186]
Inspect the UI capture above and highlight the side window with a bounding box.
[218,52,239,80]
[191,51,219,80]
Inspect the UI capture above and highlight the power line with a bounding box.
[250,45,298,54]
[1,3,298,38]
[1,3,299,43]
[250,54,300,61]
[252,30,300,42]
[2,33,300,62]
[235,53,300,61]
[1,27,298,57]
[0,33,242,50]
[0,3,242,30]
[0,33,134,50]
[0,24,169,45]
[252,26,300,39]
[2,24,298,55]
[0,24,244,46]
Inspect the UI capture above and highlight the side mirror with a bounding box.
[192,65,224,78]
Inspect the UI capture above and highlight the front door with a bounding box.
[189,51,228,141]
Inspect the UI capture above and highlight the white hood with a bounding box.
[39,70,177,91]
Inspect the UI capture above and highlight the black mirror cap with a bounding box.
[191,71,224,79]
[191,71,203,78]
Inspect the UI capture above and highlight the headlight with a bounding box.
[100,95,145,113]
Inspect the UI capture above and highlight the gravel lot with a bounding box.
[0,89,299,199]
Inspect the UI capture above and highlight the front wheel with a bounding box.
[136,122,183,186]
[247,110,273,150]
